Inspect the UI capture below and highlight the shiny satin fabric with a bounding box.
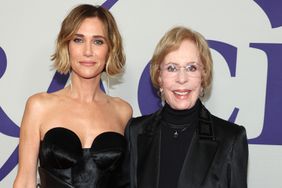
[124,102,248,188]
[38,167,74,188]
[38,127,126,188]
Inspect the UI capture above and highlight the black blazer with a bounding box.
[124,104,248,188]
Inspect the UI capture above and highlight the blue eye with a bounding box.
[73,38,83,43]
[93,39,105,45]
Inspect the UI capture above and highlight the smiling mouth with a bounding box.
[79,61,96,66]
[173,90,191,95]
[172,90,192,100]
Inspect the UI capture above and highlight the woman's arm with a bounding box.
[110,98,132,188]
[13,95,43,188]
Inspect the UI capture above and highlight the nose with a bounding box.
[176,69,188,84]
[83,42,93,57]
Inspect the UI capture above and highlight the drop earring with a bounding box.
[159,87,165,106]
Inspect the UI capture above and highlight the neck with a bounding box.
[68,73,105,103]
[162,100,201,126]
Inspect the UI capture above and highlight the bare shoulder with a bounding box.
[21,92,63,132]
[111,97,133,114]
[19,93,52,139]
[25,92,46,110]
[26,92,52,108]
[110,97,133,122]
[25,92,61,114]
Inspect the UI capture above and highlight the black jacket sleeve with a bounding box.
[229,126,248,188]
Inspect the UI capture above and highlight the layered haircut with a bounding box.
[52,4,125,75]
[150,26,213,90]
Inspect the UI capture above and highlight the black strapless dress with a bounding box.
[38,127,126,188]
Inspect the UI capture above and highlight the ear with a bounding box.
[200,87,204,98]
[158,74,162,87]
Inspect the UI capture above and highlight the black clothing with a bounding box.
[159,101,200,188]
[38,127,126,188]
[124,101,248,188]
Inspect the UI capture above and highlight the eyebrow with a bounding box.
[165,61,198,65]
[74,34,106,39]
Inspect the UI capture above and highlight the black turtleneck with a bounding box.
[158,100,200,188]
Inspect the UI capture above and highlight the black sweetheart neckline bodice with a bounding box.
[39,127,126,188]
[41,127,124,149]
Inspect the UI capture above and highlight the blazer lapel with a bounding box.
[137,110,162,188]
[178,105,218,188]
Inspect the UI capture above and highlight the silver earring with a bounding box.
[159,87,166,105]
[157,87,163,97]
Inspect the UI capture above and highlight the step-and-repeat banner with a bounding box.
[0,0,281,187]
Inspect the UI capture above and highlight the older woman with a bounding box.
[13,4,132,188]
[125,27,248,188]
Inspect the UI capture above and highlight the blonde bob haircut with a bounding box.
[52,4,125,76]
[150,26,213,90]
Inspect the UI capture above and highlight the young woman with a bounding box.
[13,4,132,188]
